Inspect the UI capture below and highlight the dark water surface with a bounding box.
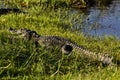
[0,0,120,39]
[82,0,120,38]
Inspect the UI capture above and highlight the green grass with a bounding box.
[0,0,120,80]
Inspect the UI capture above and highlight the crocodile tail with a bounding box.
[69,43,113,65]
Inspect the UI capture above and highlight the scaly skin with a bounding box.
[9,28,114,66]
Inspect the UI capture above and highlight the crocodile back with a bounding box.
[37,35,113,65]
[8,28,114,66]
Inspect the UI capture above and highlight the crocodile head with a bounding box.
[9,28,40,40]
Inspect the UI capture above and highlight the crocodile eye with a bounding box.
[9,28,17,33]
[62,45,73,54]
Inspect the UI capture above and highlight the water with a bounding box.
[82,0,120,38]
[0,0,120,38]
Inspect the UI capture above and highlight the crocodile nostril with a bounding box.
[62,45,73,54]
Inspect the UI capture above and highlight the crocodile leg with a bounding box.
[8,28,114,66]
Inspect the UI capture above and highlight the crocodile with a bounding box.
[8,28,114,66]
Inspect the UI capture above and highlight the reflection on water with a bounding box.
[0,0,120,38]
[83,0,120,38]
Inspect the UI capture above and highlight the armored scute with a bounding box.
[9,28,113,66]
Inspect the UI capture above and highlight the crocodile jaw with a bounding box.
[9,28,29,37]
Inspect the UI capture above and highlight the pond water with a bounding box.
[0,0,120,39]
[81,0,120,39]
